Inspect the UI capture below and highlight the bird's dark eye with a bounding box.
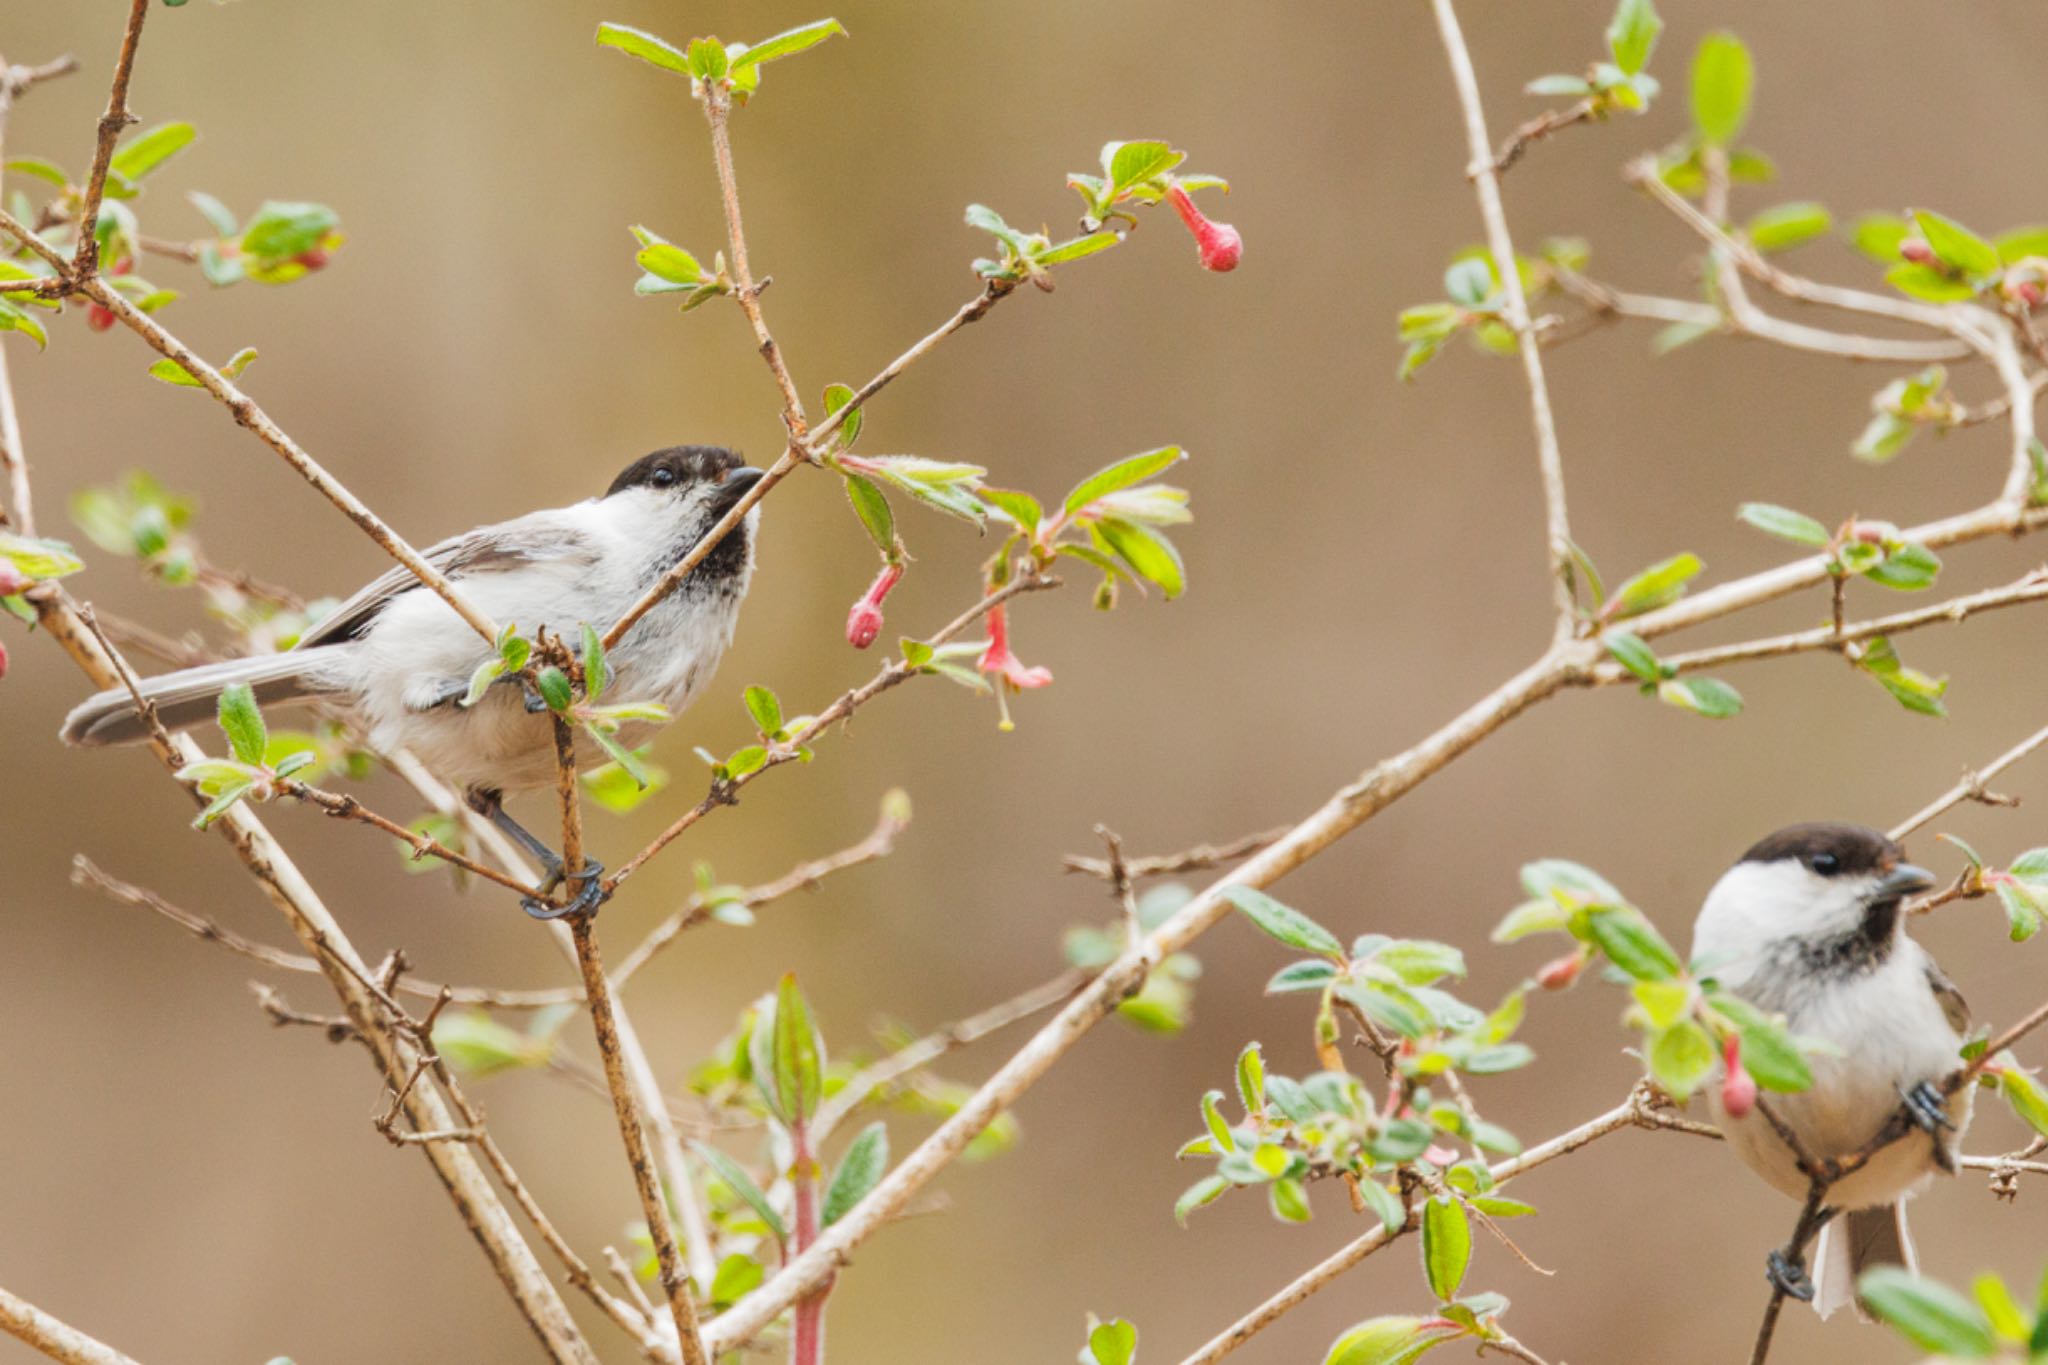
[1808,853,1840,876]
[650,466,678,488]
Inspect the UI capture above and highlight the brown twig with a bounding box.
[702,86,805,434]
[1061,826,1290,882]
[283,780,543,898]
[70,0,148,280]
[1488,98,1597,178]
[1892,720,2048,840]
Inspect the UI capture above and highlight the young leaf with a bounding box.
[1236,1043,1266,1116]
[1648,1019,1716,1097]
[1602,630,1663,683]
[1223,886,1344,960]
[842,475,896,554]
[1357,1179,1407,1234]
[1064,447,1184,516]
[110,122,196,184]
[744,684,784,735]
[216,683,267,766]
[1584,908,1683,979]
[1691,32,1753,147]
[1912,209,2002,279]
[595,22,691,75]
[1859,1267,1997,1357]
[581,623,609,700]
[1085,1319,1138,1365]
[691,1141,790,1246]
[1657,676,1744,718]
[1173,1174,1230,1225]
[1420,1195,1471,1301]
[1746,202,1832,253]
[727,19,847,70]
[768,974,824,1125]
[1606,0,1662,77]
[1604,552,1703,619]
[821,1120,888,1226]
[1736,502,1829,547]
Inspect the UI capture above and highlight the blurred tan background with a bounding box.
[6,2,2048,1361]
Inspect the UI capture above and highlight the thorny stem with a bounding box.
[1432,0,1577,640]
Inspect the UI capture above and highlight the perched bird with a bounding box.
[62,444,764,915]
[1692,822,1970,1319]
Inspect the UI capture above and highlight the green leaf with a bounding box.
[4,157,68,188]
[1357,1179,1407,1234]
[1606,0,1662,75]
[595,22,691,73]
[1656,676,1744,718]
[1648,1019,1716,1098]
[1886,263,1979,303]
[768,974,824,1125]
[1105,140,1185,195]
[1174,1174,1230,1225]
[2001,1067,2048,1140]
[239,203,340,263]
[1086,1319,1138,1365]
[821,1120,888,1226]
[1064,447,1184,516]
[1972,1274,2029,1343]
[1604,551,1703,619]
[1859,1267,1997,1357]
[686,37,730,81]
[533,666,572,713]
[0,532,85,580]
[1746,201,1832,253]
[1864,542,1941,591]
[630,226,704,285]
[1691,32,1753,147]
[110,123,195,185]
[1736,502,1830,547]
[743,684,783,735]
[1852,213,1912,262]
[821,382,863,448]
[1367,940,1467,986]
[842,475,897,555]
[1420,1195,1471,1300]
[1708,993,1813,1092]
[691,1141,790,1246]
[1236,1043,1266,1116]
[1035,232,1118,266]
[216,683,268,766]
[1913,209,2002,279]
[1092,518,1185,599]
[1270,1175,1312,1223]
[1602,630,1663,683]
[1267,960,1342,994]
[1584,908,1683,979]
[728,19,846,70]
[1469,1196,1537,1218]
[1324,1317,1465,1365]
[147,346,256,388]
[1526,74,1595,98]
[1223,886,1344,959]
[582,753,667,813]
[191,777,255,829]
[1443,257,1496,308]
[979,487,1043,531]
[1632,979,1693,1029]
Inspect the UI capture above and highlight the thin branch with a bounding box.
[702,86,805,434]
[0,1283,144,1365]
[283,780,543,898]
[570,916,710,1365]
[70,0,148,279]
[609,800,907,990]
[607,571,1058,890]
[1488,99,1597,178]
[1433,0,1576,638]
[812,967,1090,1140]
[1061,826,1290,882]
[1892,721,2048,840]
[1587,569,2048,683]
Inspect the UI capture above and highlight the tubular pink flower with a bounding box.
[845,562,903,649]
[1166,184,1242,273]
[1720,1035,1757,1118]
[977,602,1052,691]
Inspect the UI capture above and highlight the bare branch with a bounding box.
[70,0,148,279]
[1062,826,1289,882]
[1432,0,1577,638]
[1892,720,2048,840]
[0,1283,144,1365]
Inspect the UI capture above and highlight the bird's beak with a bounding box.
[1878,862,1937,899]
[711,465,766,512]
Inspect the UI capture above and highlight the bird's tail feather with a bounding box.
[60,650,341,747]
[1813,1203,1915,1321]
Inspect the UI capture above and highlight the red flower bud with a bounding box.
[86,305,116,332]
[1720,1035,1757,1118]
[0,636,8,681]
[2017,281,2044,308]
[844,562,903,650]
[1898,238,1937,266]
[1535,951,1584,991]
[1166,185,1242,273]
[295,247,330,271]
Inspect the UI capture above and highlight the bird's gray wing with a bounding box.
[294,515,600,650]
[1926,958,1970,1034]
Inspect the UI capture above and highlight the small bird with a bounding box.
[62,444,764,915]
[1692,822,1970,1319]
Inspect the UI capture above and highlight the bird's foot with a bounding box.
[1765,1248,1815,1302]
[1900,1079,1954,1135]
[522,861,607,920]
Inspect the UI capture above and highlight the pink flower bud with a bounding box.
[844,562,903,650]
[0,561,26,597]
[1535,951,1584,991]
[1424,1144,1460,1167]
[1721,1035,1757,1118]
[2016,281,2044,308]
[1166,185,1242,273]
[1898,238,1937,266]
[0,636,8,681]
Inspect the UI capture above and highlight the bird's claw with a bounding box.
[1901,1079,1954,1135]
[1766,1248,1815,1302]
[522,861,607,920]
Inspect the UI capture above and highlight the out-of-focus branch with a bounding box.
[1061,826,1290,882]
[1487,99,1596,178]
[1893,721,2048,840]
[0,1284,143,1365]
[1432,0,1576,639]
